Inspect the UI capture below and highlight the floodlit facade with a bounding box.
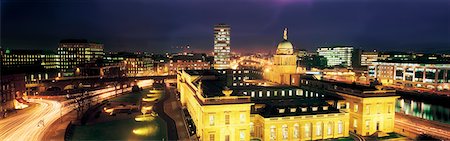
[317,46,354,67]
[213,24,231,70]
[369,61,450,90]
[177,70,253,141]
[177,69,351,141]
[264,28,297,85]
[298,76,400,136]
[58,39,104,76]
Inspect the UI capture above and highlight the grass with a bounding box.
[377,132,406,140]
[70,88,167,140]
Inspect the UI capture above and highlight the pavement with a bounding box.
[163,83,191,141]
[41,110,77,141]
[153,83,179,141]
[395,113,450,140]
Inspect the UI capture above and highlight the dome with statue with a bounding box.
[276,28,294,55]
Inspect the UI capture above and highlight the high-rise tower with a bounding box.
[213,24,231,70]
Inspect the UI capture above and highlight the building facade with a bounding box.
[177,69,351,141]
[58,39,104,76]
[168,53,212,75]
[298,76,400,136]
[361,52,379,67]
[317,46,354,67]
[369,61,450,90]
[213,24,231,70]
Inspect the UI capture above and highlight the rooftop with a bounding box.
[255,98,341,118]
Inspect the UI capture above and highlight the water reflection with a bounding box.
[396,99,450,124]
[132,125,158,136]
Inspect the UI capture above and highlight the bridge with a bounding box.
[27,75,176,95]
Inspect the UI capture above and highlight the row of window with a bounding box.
[265,121,344,140]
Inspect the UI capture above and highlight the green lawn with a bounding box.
[71,118,167,140]
[70,88,167,140]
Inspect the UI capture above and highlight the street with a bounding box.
[0,99,68,141]
[395,113,450,140]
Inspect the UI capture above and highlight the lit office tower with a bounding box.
[317,46,354,67]
[58,39,104,76]
[213,24,231,69]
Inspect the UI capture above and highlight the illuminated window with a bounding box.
[282,124,288,140]
[305,123,311,138]
[250,122,254,135]
[366,105,370,114]
[251,91,255,97]
[353,119,357,128]
[209,115,215,126]
[316,122,322,136]
[327,122,333,135]
[270,126,276,141]
[240,113,245,123]
[365,120,370,130]
[267,91,270,97]
[240,130,245,141]
[354,103,359,112]
[289,90,292,96]
[282,90,285,96]
[338,121,343,134]
[259,91,262,97]
[293,124,299,138]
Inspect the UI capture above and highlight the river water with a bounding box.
[396,98,450,124]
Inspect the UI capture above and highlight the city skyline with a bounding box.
[2,0,449,53]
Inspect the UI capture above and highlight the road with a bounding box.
[0,99,69,141]
[395,113,450,140]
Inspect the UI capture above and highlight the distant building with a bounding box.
[369,61,450,90]
[1,49,59,87]
[1,49,59,70]
[168,53,212,75]
[104,52,153,77]
[58,39,104,76]
[298,54,328,70]
[378,52,415,61]
[213,24,231,70]
[317,46,354,67]
[360,51,379,67]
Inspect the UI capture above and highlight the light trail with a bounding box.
[0,99,70,141]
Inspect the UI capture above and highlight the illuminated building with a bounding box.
[0,74,26,113]
[360,52,379,67]
[177,70,253,141]
[58,39,104,76]
[369,61,450,90]
[213,24,231,70]
[177,69,350,141]
[264,28,298,85]
[298,76,400,136]
[1,49,60,87]
[317,46,354,67]
[168,53,212,75]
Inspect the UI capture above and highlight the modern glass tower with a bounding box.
[213,24,231,70]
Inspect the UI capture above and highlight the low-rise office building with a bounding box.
[369,61,450,90]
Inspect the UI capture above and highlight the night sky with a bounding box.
[1,0,449,53]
